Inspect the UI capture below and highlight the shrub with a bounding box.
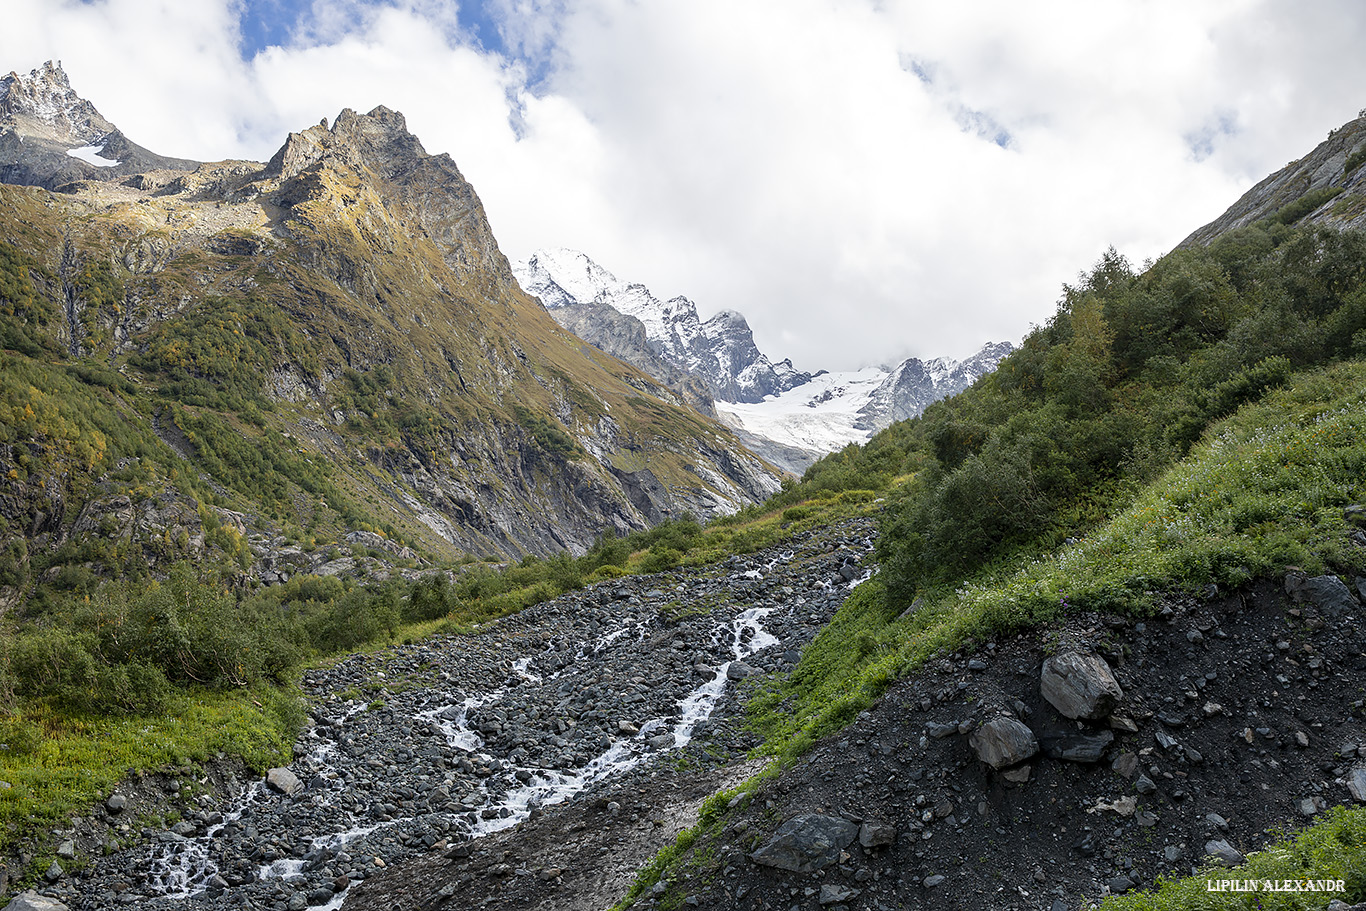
[307,585,401,652]
[640,546,682,574]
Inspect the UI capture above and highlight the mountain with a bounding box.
[1181,110,1366,245]
[852,340,1015,430]
[515,248,812,404]
[0,63,782,591]
[0,61,199,189]
[713,342,1014,473]
[515,248,1013,473]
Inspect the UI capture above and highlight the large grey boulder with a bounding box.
[1041,651,1123,720]
[750,814,859,872]
[3,892,70,911]
[1286,573,1359,617]
[1348,767,1366,802]
[265,767,303,796]
[969,717,1039,769]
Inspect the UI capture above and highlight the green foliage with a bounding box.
[71,257,124,350]
[306,584,401,652]
[512,403,582,459]
[131,294,318,409]
[0,241,58,355]
[0,688,297,854]
[748,580,900,758]
[878,224,1366,601]
[1272,186,1345,226]
[336,365,446,453]
[1099,805,1366,910]
[1347,146,1366,175]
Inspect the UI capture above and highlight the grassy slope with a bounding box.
[617,217,1366,904]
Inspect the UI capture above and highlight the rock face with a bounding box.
[968,716,1039,768]
[548,298,717,415]
[749,814,859,872]
[1181,111,1366,246]
[853,341,1015,431]
[0,73,786,568]
[514,249,812,404]
[1040,651,1124,720]
[0,61,198,189]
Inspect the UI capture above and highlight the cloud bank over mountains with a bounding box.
[6,0,1366,370]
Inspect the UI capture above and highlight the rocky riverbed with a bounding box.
[26,519,874,911]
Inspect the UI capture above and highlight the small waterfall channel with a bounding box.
[134,557,803,909]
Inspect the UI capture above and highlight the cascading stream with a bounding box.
[88,520,877,911]
[141,596,787,904]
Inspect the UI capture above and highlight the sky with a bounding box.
[5,1,1366,372]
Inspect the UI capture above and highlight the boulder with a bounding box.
[1040,729,1115,763]
[819,884,859,905]
[3,893,71,911]
[726,661,756,681]
[969,717,1038,769]
[750,814,859,872]
[858,821,897,848]
[1348,767,1366,802]
[1205,839,1245,866]
[1041,651,1123,720]
[1286,573,1359,617]
[266,767,303,796]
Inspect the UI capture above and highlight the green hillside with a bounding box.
[745,217,1366,754]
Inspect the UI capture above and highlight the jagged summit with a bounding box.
[0,60,199,189]
[518,248,620,310]
[266,106,428,180]
[266,104,511,283]
[853,339,1015,431]
[514,248,813,403]
[0,59,115,145]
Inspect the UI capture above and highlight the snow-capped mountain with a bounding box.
[515,247,1013,474]
[515,249,812,404]
[0,61,197,189]
[853,340,1015,431]
[714,341,1013,473]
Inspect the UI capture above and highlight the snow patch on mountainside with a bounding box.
[66,145,118,167]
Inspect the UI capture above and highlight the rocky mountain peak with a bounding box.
[0,59,197,189]
[266,105,429,182]
[853,341,1014,431]
[267,104,512,285]
[518,248,619,310]
[514,248,813,403]
[0,60,115,145]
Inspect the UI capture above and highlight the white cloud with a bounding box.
[4,0,1366,370]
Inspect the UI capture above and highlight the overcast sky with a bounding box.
[6,1,1366,371]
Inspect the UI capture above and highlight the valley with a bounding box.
[4,58,1366,911]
